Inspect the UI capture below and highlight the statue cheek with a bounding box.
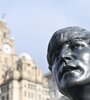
[82,53,90,63]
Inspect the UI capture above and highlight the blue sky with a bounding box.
[0,0,90,73]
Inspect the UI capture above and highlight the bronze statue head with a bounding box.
[47,27,90,100]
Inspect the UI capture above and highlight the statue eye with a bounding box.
[71,43,85,50]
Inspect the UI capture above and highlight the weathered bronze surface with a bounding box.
[47,27,90,100]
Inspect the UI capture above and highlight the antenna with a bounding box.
[1,13,7,21]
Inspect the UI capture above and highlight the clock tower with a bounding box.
[0,20,17,84]
[0,19,51,100]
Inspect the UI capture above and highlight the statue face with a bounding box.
[51,39,90,93]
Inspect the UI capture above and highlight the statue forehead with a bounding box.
[49,27,88,53]
[49,27,90,50]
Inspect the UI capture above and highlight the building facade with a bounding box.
[46,73,69,100]
[0,20,50,100]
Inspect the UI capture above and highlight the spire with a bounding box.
[0,13,10,35]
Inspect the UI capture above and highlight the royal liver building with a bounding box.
[0,19,50,100]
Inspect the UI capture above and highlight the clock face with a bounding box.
[3,44,11,54]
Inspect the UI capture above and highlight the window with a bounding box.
[39,94,41,100]
[1,85,9,93]
[2,96,5,100]
[30,84,36,90]
[5,58,8,64]
[28,84,30,88]
[6,94,9,100]
[31,92,33,98]
[24,91,26,97]
[28,92,30,98]
[28,64,30,66]
[4,33,6,38]
[24,84,26,88]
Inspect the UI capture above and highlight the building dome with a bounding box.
[20,53,32,60]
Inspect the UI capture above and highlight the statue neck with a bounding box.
[68,85,90,100]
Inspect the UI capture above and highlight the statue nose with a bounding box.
[60,47,72,63]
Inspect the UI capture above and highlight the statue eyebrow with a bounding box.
[66,38,90,47]
[66,38,85,44]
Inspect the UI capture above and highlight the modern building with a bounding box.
[0,20,50,100]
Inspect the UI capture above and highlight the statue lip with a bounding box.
[61,64,79,75]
